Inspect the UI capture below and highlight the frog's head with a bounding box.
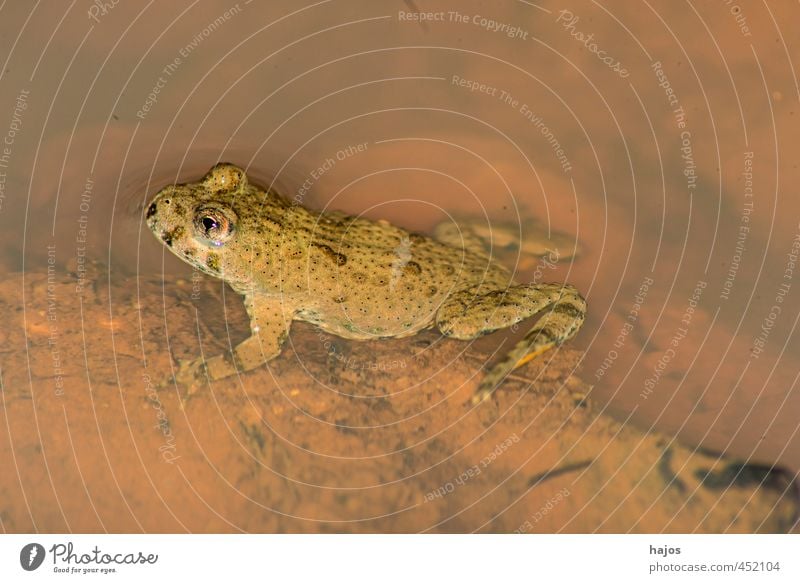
[146,163,250,283]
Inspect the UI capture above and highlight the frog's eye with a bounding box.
[193,205,236,246]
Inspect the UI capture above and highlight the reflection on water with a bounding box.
[1,0,798,531]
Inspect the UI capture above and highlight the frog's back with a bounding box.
[275,206,510,338]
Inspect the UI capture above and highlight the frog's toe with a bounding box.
[471,383,496,405]
[159,358,206,399]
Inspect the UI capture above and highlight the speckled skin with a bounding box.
[146,163,586,402]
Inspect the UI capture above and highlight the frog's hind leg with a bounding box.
[435,283,586,404]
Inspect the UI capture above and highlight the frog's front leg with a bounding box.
[436,283,586,404]
[175,294,293,392]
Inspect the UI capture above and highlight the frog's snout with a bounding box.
[145,192,172,230]
[146,201,158,222]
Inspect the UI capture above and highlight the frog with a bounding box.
[145,163,587,404]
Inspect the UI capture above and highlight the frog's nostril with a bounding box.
[146,202,157,220]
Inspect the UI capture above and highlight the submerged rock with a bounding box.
[0,271,796,532]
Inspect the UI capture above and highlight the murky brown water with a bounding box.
[1,0,798,532]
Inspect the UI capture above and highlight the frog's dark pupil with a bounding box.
[194,207,234,243]
[202,216,218,232]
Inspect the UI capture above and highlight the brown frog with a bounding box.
[146,163,586,403]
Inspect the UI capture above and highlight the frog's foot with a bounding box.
[150,358,201,407]
[170,341,281,401]
[164,352,263,404]
[436,282,586,404]
[154,357,213,403]
[175,357,205,388]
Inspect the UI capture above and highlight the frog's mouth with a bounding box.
[157,225,186,248]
